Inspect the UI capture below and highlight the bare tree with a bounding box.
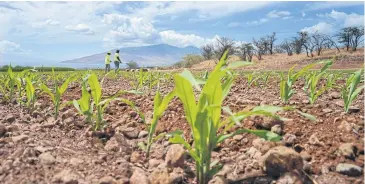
[237,43,255,62]
[266,32,276,55]
[298,31,316,57]
[279,40,294,56]
[311,31,333,56]
[292,37,303,55]
[214,37,235,60]
[201,44,214,60]
[253,38,266,60]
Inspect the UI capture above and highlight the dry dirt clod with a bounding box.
[348,106,361,113]
[138,130,148,138]
[271,124,283,135]
[329,92,341,99]
[104,134,131,153]
[149,159,163,169]
[308,133,325,146]
[130,151,141,163]
[99,176,117,184]
[5,114,15,123]
[208,176,228,184]
[38,152,56,165]
[130,168,150,184]
[11,134,28,143]
[338,143,357,160]
[53,169,80,184]
[336,163,362,177]
[261,146,304,179]
[315,173,347,184]
[165,144,185,168]
[338,121,353,132]
[282,134,296,146]
[322,108,333,114]
[121,127,139,139]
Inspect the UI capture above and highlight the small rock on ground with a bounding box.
[336,163,362,177]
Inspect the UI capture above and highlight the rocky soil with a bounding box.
[0,75,363,184]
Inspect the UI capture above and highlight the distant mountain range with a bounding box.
[61,44,201,67]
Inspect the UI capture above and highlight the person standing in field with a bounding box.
[105,52,111,73]
[114,50,121,73]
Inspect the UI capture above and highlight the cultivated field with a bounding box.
[0,51,364,184]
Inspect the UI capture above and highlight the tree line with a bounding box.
[201,26,364,62]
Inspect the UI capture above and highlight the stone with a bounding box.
[254,116,283,130]
[233,134,243,141]
[39,152,56,165]
[316,173,346,184]
[338,121,352,132]
[329,92,341,99]
[271,124,283,135]
[302,99,310,104]
[53,169,79,184]
[282,134,296,146]
[0,124,6,137]
[276,173,303,184]
[5,114,15,123]
[308,133,324,146]
[336,163,362,177]
[261,146,303,178]
[208,176,228,184]
[252,138,275,154]
[138,130,148,138]
[322,108,332,114]
[335,100,344,107]
[64,117,74,125]
[149,169,170,184]
[246,147,262,160]
[129,111,138,118]
[99,176,117,184]
[149,159,163,169]
[104,134,131,153]
[121,127,139,139]
[12,134,28,143]
[165,144,185,168]
[169,167,184,183]
[130,151,141,163]
[348,106,360,113]
[272,101,280,105]
[130,168,150,184]
[338,143,357,160]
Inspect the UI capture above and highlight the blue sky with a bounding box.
[0,1,364,65]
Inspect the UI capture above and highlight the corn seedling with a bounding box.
[280,61,329,104]
[25,76,36,112]
[40,69,76,119]
[306,61,333,104]
[168,50,282,184]
[143,89,176,157]
[246,72,257,88]
[342,69,364,113]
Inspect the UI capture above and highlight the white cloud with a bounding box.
[302,12,306,17]
[300,22,334,34]
[31,19,60,28]
[159,30,218,47]
[267,10,291,18]
[65,24,95,35]
[0,40,28,54]
[246,9,291,25]
[305,2,364,11]
[129,1,273,21]
[247,18,269,25]
[318,10,364,27]
[103,15,159,48]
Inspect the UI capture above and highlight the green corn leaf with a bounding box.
[180,69,202,91]
[87,73,102,104]
[252,105,283,114]
[297,111,317,121]
[225,61,252,70]
[39,84,55,102]
[174,74,197,125]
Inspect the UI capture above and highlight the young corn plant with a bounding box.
[246,72,257,89]
[0,66,16,103]
[342,69,364,113]
[168,50,282,184]
[262,72,271,87]
[144,89,176,157]
[40,69,75,119]
[280,61,329,104]
[73,73,143,131]
[25,76,36,112]
[306,61,333,104]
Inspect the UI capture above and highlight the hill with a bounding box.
[61,44,200,67]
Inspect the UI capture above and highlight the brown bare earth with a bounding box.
[191,49,364,71]
[0,50,364,184]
